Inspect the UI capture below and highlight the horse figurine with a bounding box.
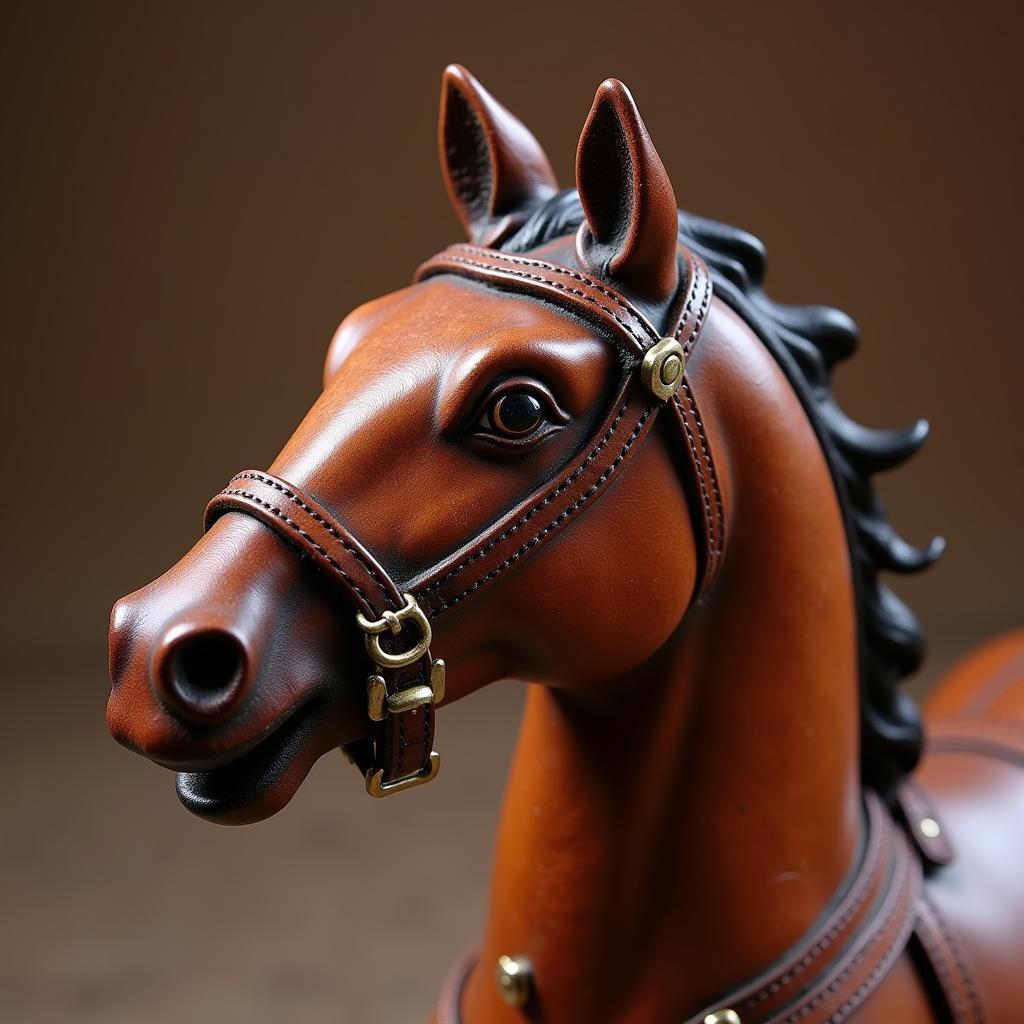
[107,65,1024,1023]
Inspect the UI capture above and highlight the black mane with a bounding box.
[503,191,943,794]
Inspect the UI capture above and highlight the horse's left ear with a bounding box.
[575,79,679,304]
[439,64,559,247]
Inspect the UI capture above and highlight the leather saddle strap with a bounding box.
[682,793,921,1024]
[412,243,723,611]
[926,715,1024,769]
[436,797,923,1024]
[910,894,985,1024]
[205,470,436,787]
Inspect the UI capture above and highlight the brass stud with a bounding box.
[640,337,686,401]
[920,817,941,839]
[496,954,532,1008]
[704,1011,742,1024]
[660,352,683,386]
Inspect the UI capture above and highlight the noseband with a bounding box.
[204,242,723,797]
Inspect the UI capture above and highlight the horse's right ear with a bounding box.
[439,64,558,247]
[575,79,679,304]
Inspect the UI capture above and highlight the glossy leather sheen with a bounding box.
[205,471,438,787]
[106,62,1024,1024]
[203,244,716,793]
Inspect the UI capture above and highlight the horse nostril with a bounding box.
[156,627,249,724]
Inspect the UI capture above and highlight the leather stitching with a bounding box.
[741,812,886,1008]
[913,908,966,1022]
[671,396,715,567]
[425,253,652,352]
[415,245,723,602]
[674,264,711,356]
[679,378,725,560]
[228,471,394,610]
[447,243,662,339]
[431,406,655,612]
[921,891,985,1024]
[780,847,916,1024]
[419,400,633,595]
[212,489,374,606]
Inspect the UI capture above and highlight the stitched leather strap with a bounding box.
[204,242,722,795]
[910,895,986,1024]
[684,794,921,1024]
[414,243,724,601]
[435,795,924,1024]
[206,471,403,618]
[893,778,955,869]
[205,471,437,790]
[926,716,1024,769]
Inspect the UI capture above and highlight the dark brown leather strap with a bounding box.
[410,377,657,618]
[204,242,722,797]
[685,794,921,1024]
[205,471,437,793]
[413,243,723,605]
[205,470,402,618]
[437,799,924,1024]
[893,778,955,869]
[435,795,924,1024]
[926,716,1024,769]
[910,894,986,1024]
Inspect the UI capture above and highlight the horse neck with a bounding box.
[460,303,864,1023]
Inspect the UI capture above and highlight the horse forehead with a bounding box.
[343,276,600,360]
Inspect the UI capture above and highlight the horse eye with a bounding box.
[490,390,545,437]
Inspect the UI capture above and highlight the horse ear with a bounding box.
[575,79,679,304]
[439,64,558,247]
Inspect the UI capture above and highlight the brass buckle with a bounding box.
[367,659,446,722]
[355,593,432,669]
[356,594,444,798]
[365,751,441,797]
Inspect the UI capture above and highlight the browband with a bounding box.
[205,242,724,797]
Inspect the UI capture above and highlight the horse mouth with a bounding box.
[174,696,329,824]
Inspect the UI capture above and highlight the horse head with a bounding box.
[107,66,714,824]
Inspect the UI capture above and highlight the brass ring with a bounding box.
[356,594,433,670]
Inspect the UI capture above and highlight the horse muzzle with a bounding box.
[106,514,364,823]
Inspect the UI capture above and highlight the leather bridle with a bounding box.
[204,241,724,797]
[201,242,988,1024]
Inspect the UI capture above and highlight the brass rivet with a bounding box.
[660,352,683,386]
[704,1011,742,1024]
[920,817,941,839]
[640,337,686,401]
[496,954,532,1008]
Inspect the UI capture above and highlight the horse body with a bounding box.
[106,64,1024,1022]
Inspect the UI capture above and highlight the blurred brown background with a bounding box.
[2,1,1021,1021]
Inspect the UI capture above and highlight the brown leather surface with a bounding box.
[911,895,985,1024]
[205,470,437,788]
[412,244,720,606]
[924,629,1024,722]
[205,470,404,619]
[105,64,1024,1024]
